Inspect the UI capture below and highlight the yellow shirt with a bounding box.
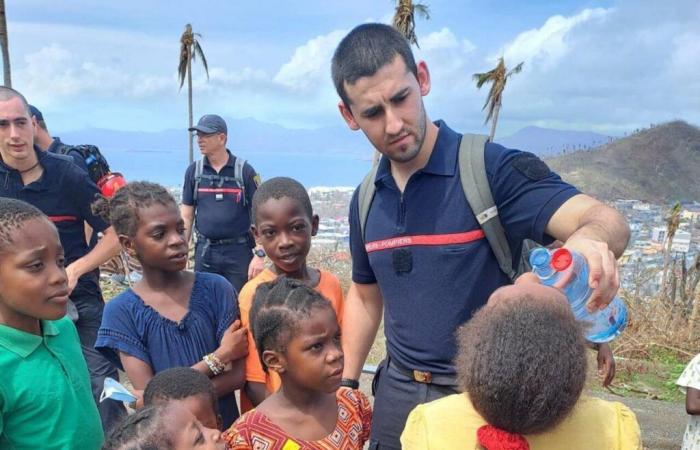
[401,393,641,450]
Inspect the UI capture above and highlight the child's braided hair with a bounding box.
[91,181,176,237]
[102,404,171,449]
[0,198,47,252]
[250,276,334,372]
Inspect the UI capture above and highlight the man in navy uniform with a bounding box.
[181,114,265,293]
[332,24,630,449]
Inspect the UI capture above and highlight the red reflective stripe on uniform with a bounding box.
[365,230,485,253]
[197,188,242,193]
[48,215,78,223]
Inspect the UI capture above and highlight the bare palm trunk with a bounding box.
[187,56,194,164]
[0,1,11,88]
[489,99,501,142]
[690,285,700,340]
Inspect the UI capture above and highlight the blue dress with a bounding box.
[96,272,240,427]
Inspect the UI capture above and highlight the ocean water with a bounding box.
[100,149,373,189]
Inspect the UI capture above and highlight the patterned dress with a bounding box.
[223,388,372,450]
[678,354,700,450]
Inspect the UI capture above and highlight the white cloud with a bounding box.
[273,30,347,91]
[420,27,459,51]
[501,8,612,71]
[20,44,173,106]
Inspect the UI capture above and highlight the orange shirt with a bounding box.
[239,268,344,412]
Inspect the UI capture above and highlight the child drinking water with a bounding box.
[677,353,700,449]
[103,402,224,450]
[94,181,248,428]
[224,277,371,450]
[401,274,641,449]
[239,177,344,410]
[0,198,103,449]
[144,366,222,430]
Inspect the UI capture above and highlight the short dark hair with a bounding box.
[92,181,177,237]
[251,176,313,223]
[331,23,418,108]
[455,286,587,435]
[102,404,172,449]
[250,277,334,372]
[0,87,30,115]
[0,198,48,252]
[143,367,217,413]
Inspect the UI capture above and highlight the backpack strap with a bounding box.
[193,158,204,207]
[458,134,517,281]
[358,162,380,241]
[234,157,247,206]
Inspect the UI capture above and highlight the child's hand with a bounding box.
[596,343,615,388]
[217,320,249,363]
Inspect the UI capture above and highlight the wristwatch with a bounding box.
[340,378,359,389]
[253,248,266,258]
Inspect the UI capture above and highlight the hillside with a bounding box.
[545,121,700,203]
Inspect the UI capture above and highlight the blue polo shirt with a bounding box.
[349,121,579,375]
[182,150,259,240]
[0,147,109,298]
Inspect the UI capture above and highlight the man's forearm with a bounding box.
[342,282,383,380]
[568,203,630,257]
[68,227,120,278]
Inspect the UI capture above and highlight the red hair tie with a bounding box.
[477,425,529,450]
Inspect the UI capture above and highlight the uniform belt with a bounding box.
[196,233,249,245]
[388,358,458,386]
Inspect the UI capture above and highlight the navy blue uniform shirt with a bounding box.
[0,147,109,297]
[349,121,579,375]
[182,150,259,240]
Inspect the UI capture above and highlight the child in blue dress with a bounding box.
[95,181,248,428]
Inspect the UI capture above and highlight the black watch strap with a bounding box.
[340,378,359,389]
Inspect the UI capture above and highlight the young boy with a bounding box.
[144,366,222,430]
[239,177,344,411]
[0,198,103,449]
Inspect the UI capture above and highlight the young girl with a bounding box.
[401,276,641,449]
[677,353,700,449]
[94,181,248,428]
[241,177,344,410]
[0,198,103,449]
[223,277,371,450]
[103,402,224,449]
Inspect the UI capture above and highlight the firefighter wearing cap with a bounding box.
[0,87,126,432]
[181,114,264,293]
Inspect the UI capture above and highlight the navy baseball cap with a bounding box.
[28,104,43,121]
[188,114,227,134]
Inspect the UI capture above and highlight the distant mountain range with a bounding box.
[499,126,612,156]
[59,117,612,158]
[545,121,700,203]
[58,118,700,202]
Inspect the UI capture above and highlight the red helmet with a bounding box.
[97,172,127,198]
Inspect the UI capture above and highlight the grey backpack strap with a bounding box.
[234,157,247,206]
[193,158,204,206]
[458,134,517,281]
[358,163,380,243]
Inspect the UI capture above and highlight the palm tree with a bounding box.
[0,0,11,87]
[392,0,430,47]
[661,201,681,297]
[178,24,209,164]
[473,57,523,142]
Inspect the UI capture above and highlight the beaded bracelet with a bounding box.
[203,353,225,376]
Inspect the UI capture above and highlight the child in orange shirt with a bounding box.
[239,177,344,411]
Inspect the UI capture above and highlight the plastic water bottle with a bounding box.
[529,247,627,343]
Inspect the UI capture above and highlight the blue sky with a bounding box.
[6,0,699,137]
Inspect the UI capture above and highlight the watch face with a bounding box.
[254,249,266,257]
